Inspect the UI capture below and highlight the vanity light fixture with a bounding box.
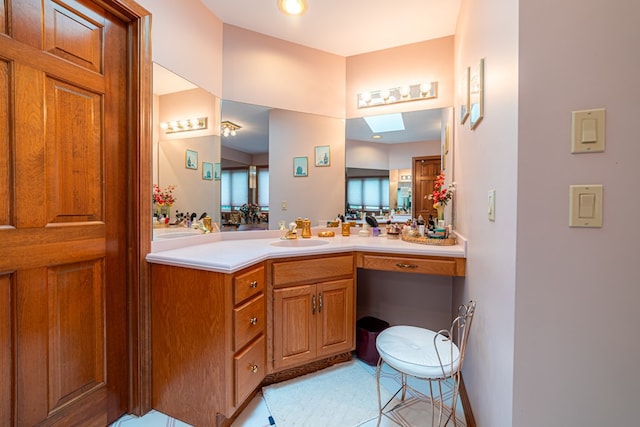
[160,117,208,134]
[221,120,242,137]
[357,82,438,109]
[277,0,307,16]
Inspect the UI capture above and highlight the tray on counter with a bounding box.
[401,234,457,246]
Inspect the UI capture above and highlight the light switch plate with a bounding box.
[571,108,605,153]
[569,185,603,227]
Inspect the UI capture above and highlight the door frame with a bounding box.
[97,0,152,416]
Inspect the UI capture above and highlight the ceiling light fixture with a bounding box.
[160,117,208,133]
[277,0,307,16]
[221,120,241,137]
[357,82,438,109]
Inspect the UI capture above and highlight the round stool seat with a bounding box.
[376,325,460,379]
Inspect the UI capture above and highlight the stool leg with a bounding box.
[376,357,383,426]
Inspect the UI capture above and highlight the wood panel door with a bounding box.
[316,279,354,358]
[0,0,143,425]
[412,156,442,221]
[273,284,318,370]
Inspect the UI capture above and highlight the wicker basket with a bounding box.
[401,234,457,246]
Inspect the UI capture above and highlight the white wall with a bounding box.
[513,1,640,426]
[454,0,519,426]
[136,0,223,96]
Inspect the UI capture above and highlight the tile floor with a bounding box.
[110,358,465,427]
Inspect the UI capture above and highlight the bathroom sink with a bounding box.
[270,239,330,248]
[154,231,202,239]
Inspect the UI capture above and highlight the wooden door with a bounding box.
[0,0,138,425]
[412,156,442,221]
[273,285,317,370]
[316,279,354,358]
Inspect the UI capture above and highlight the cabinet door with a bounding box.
[273,285,317,370]
[316,279,355,358]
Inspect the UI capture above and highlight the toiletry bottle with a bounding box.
[301,218,311,238]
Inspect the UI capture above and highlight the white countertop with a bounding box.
[147,228,467,274]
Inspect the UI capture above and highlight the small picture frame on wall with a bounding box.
[314,145,331,167]
[185,149,198,170]
[470,58,484,130]
[460,66,470,125]
[202,162,213,180]
[214,163,221,180]
[293,156,308,177]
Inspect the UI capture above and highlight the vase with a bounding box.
[436,205,444,221]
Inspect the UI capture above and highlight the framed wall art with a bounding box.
[293,156,308,177]
[460,66,470,125]
[214,163,221,180]
[314,145,331,167]
[202,162,213,180]
[185,149,198,170]
[470,58,484,130]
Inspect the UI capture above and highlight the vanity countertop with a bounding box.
[147,229,467,274]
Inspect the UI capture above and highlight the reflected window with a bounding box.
[347,177,390,211]
[221,169,248,210]
[258,167,269,210]
[221,167,270,212]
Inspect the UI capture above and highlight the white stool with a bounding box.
[375,301,476,426]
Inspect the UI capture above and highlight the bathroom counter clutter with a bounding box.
[146,229,467,274]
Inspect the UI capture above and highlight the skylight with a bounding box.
[363,113,405,133]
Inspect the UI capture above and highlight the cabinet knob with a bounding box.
[249,280,258,288]
[249,317,258,326]
[249,364,258,373]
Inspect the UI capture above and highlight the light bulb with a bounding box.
[381,89,391,101]
[189,118,200,127]
[230,129,236,136]
[160,122,168,130]
[400,86,410,98]
[420,83,432,96]
[279,0,306,15]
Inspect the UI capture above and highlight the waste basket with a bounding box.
[356,316,389,365]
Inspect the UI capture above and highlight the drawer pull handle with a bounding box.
[249,364,258,373]
[249,280,258,288]
[312,294,316,315]
[318,292,323,313]
[396,263,418,269]
[249,317,258,326]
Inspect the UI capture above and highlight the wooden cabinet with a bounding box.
[271,255,355,371]
[151,264,266,427]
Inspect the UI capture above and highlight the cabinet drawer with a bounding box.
[235,334,266,406]
[234,266,264,304]
[359,254,465,277]
[234,294,265,351]
[272,254,354,287]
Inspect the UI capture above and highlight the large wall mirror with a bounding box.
[152,63,221,239]
[345,107,452,223]
[152,65,452,237]
[219,100,270,231]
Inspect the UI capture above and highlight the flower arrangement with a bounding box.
[428,172,456,208]
[239,203,260,223]
[153,184,176,207]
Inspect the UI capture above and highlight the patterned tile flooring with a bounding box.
[110,358,465,427]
